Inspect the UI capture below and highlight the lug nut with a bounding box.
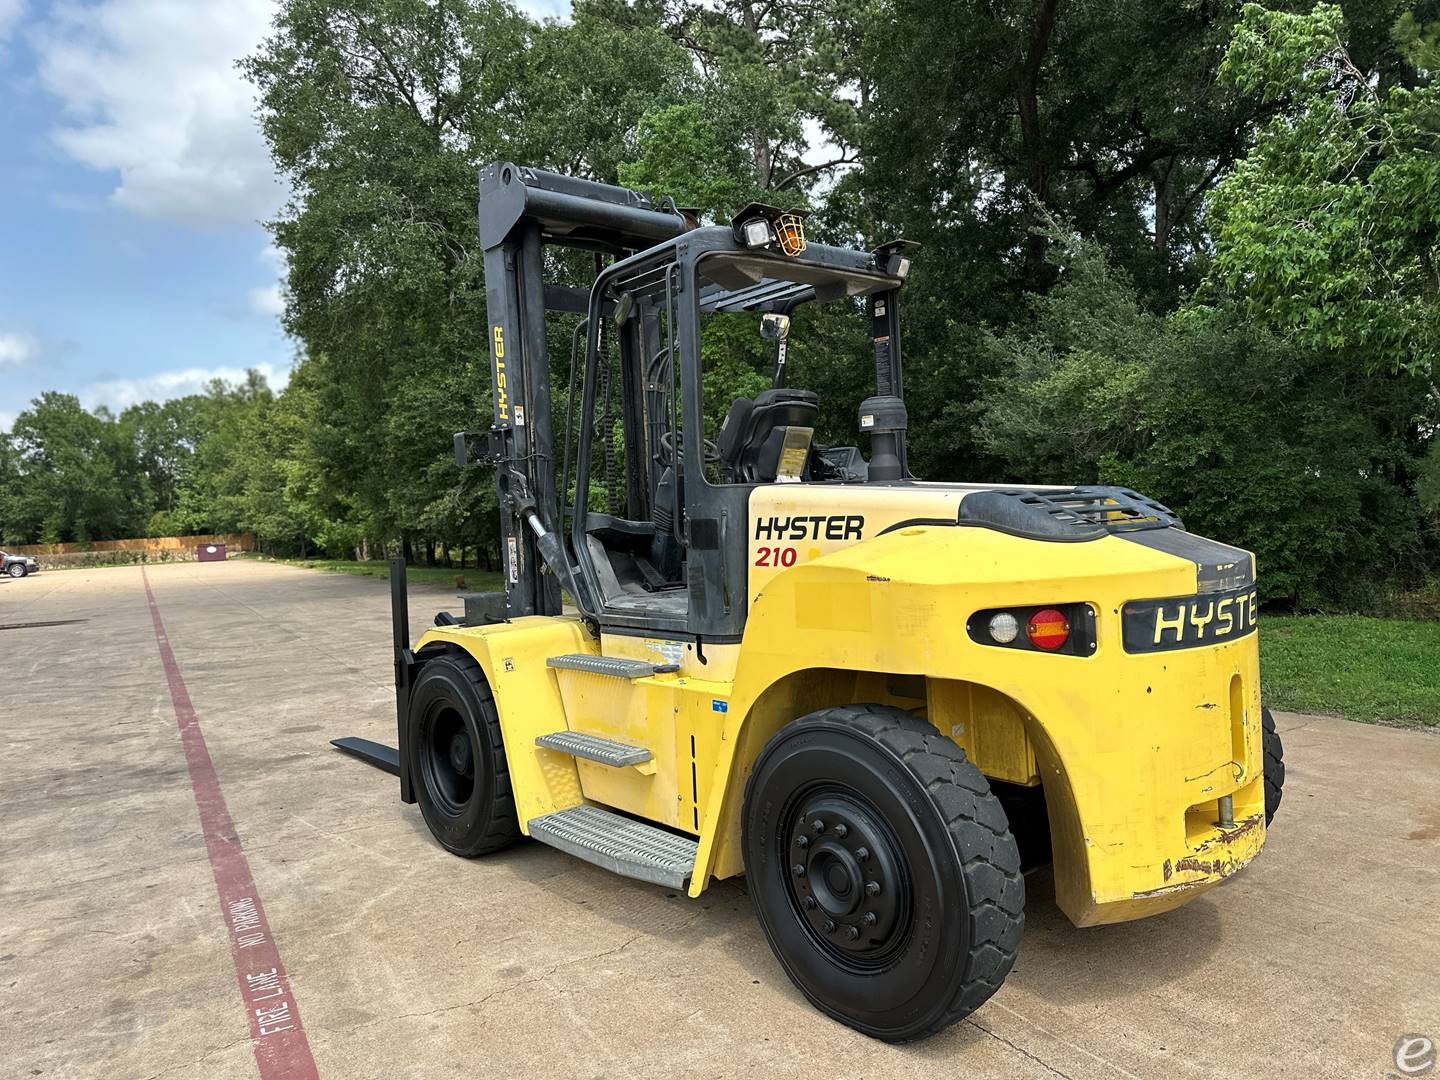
[795,835,808,849]
[855,846,869,862]
[834,823,848,838]
[802,896,817,910]
[810,819,825,834]
[866,881,881,896]
[845,926,860,941]
[792,863,806,877]
[863,912,877,927]
[823,919,836,933]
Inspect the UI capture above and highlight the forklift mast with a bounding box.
[473,163,691,619]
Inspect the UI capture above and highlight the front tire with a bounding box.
[406,651,520,857]
[742,704,1024,1042]
[1262,706,1284,825]
[8,563,25,578]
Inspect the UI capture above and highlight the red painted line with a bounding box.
[142,567,320,1080]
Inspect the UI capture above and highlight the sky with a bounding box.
[0,0,567,433]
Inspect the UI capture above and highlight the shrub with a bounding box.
[146,510,177,538]
[978,230,1434,609]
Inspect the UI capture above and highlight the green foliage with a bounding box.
[1395,9,1440,71]
[146,510,177,538]
[1208,3,1440,371]
[1,393,150,545]
[1419,441,1440,513]
[618,103,756,215]
[979,227,1433,608]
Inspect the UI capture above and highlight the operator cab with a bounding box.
[567,216,913,642]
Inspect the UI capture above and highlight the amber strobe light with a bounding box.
[775,212,807,256]
[1026,608,1071,651]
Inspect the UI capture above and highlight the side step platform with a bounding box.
[546,653,677,679]
[535,731,652,767]
[527,805,697,889]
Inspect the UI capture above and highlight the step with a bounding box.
[535,731,652,768]
[527,805,697,889]
[546,653,678,680]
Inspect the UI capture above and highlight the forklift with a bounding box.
[338,162,1286,1042]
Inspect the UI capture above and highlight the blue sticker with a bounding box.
[712,699,729,713]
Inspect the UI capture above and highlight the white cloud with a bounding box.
[520,0,571,19]
[248,283,285,318]
[0,0,26,43]
[81,362,291,412]
[0,332,37,367]
[32,0,285,228]
[247,243,287,317]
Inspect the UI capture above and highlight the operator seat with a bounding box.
[717,388,819,483]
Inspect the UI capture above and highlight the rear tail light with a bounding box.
[1026,608,1070,650]
[967,603,1096,656]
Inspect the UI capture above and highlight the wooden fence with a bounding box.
[8,533,256,558]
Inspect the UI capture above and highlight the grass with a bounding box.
[1261,614,1440,729]
[245,554,505,593]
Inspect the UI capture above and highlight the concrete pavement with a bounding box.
[2,560,1436,1079]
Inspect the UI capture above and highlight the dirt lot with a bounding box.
[2,560,1436,1079]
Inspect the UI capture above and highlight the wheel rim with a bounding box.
[422,705,476,816]
[9,566,22,577]
[781,787,913,971]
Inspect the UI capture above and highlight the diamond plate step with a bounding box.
[546,653,678,680]
[535,731,652,768]
[527,805,697,888]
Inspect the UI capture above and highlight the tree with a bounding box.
[1207,3,1440,372]
[120,396,210,516]
[241,0,694,560]
[978,224,1433,607]
[1,394,150,544]
[864,0,1268,300]
[173,373,275,535]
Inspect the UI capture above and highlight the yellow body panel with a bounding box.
[416,482,1268,928]
[414,616,593,830]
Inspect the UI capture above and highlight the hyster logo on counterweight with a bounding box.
[754,514,865,541]
[1120,584,1258,654]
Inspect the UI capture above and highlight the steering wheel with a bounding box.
[660,429,720,466]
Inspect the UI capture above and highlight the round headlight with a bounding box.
[987,612,1019,644]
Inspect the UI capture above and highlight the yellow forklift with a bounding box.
[337,163,1285,1041]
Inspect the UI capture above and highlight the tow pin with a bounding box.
[1215,794,1235,828]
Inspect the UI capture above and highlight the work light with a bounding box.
[732,203,808,256]
[873,239,920,279]
[741,218,774,249]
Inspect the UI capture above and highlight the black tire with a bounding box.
[406,651,521,857]
[8,563,26,578]
[1262,706,1284,825]
[742,704,1024,1042]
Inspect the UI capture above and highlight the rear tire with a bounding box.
[406,651,520,857]
[742,704,1024,1042]
[1262,706,1284,825]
